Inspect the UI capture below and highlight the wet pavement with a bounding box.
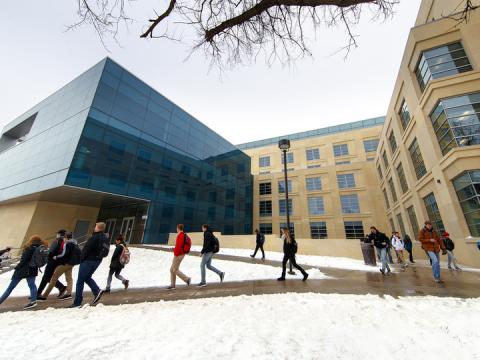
[1,246,479,313]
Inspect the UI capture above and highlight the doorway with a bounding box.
[105,218,117,240]
[120,217,135,244]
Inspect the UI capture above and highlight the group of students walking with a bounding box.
[367,220,461,282]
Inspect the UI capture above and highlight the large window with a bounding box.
[389,132,398,153]
[259,200,272,217]
[281,152,294,164]
[407,206,420,238]
[408,138,427,180]
[310,222,328,239]
[363,139,379,153]
[279,199,293,216]
[377,164,383,180]
[382,150,389,169]
[333,144,349,157]
[396,213,407,237]
[415,42,472,91]
[396,163,409,194]
[383,188,390,209]
[423,192,445,232]
[389,218,395,232]
[259,182,271,195]
[306,177,322,191]
[399,100,411,130]
[430,92,480,155]
[259,223,272,235]
[340,194,360,214]
[306,148,320,161]
[344,221,364,239]
[337,173,356,189]
[388,178,398,203]
[453,170,480,236]
[308,197,325,215]
[259,156,270,167]
[278,180,292,194]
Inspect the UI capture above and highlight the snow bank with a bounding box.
[0,247,326,297]
[0,293,479,359]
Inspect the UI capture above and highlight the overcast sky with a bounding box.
[0,1,420,145]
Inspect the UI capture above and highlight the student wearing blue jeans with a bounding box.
[73,260,102,306]
[198,224,224,287]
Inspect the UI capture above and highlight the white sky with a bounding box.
[0,1,421,145]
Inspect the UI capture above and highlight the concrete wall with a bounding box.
[0,200,38,250]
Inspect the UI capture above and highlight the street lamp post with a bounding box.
[278,139,295,275]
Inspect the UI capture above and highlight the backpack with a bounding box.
[259,233,265,244]
[477,240,480,251]
[119,244,130,266]
[98,234,110,259]
[182,232,192,254]
[292,239,298,254]
[29,245,49,268]
[212,235,220,254]
[68,243,82,266]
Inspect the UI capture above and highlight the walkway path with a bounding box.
[1,246,479,313]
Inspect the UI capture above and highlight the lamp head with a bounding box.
[278,139,291,151]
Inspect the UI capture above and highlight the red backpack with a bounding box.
[182,232,192,254]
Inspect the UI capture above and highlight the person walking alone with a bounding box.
[391,232,407,270]
[105,235,130,293]
[167,224,191,290]
[0,236,48,309]
[250,229,266,260]
[370,226,391,275]
[403,234,415,264]
[277,228,308,281]
[71,222,109,308]
[198,224,224,287]
[418,220,446,283]
[443,231,461,271]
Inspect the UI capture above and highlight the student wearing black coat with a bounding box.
[198,224,224,287]
[370,226,391,275]
[277,228,308,281]
[250,229,266,260]
[0,235,47,309]
[105,235,129,292]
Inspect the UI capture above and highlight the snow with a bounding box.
[0,247,326,297]
[0,292,479,359]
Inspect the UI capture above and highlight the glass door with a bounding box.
[120,217,135,244]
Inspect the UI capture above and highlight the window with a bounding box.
[259,182,271,195]
[340,194,360,214]
[423,192,445,232]
[367,158,375,162]
[396,163,409,194]
[399,100,411,130]
[382,150,389,169]
[389,218,395,232]
[259,223,273,235]
[453,170,480,236]
[388,132,398,153]
[279,199,293,216]
[308,197,325,215]
[259,156,270,167]
[281,152,294,164]
[259,200,272,217]
[333,144,349,157]
[308,164,321,169]
[0,112,37,152]
[344,221,364,239]
[310,222,328,239]
[396,213,407,236]
[280,223,295,238]
[407,206,420,238]
[408,138,427,180]
[306,177,322,191]
[336,161,351,165]
[306,148,320,161]
[383,188,390,209]
[377,164,383,180]
[337,173,356,189]
[415,42,472,91]
[259,171,271,175]
[430,92,480,155]
[363,139,379,153]
[388,178,398,203]
[278,180,292,194]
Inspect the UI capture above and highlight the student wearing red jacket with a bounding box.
[167,224,191,290]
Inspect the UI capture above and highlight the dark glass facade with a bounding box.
[65,59,253,243]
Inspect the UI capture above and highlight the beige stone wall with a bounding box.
[0,200,38,250]
[378,2,480,267]
[243,125,389,240]
[415,0,480,26]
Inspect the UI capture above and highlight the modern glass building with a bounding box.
[0,58,252,246]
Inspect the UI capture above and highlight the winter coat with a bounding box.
[81,232,108,262]
[55,239,78,265]
[109,244,125,271]
[282,235,296,256]
[201,230,215,254]
[418,227,444,252]
[391,236,404,251]
[370,232,389,249]
[403,235,413,251]
[256,232,265,245]
[12,244,40,280]
[174,232,187,257]
[444,237,455,251]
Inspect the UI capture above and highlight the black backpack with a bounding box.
[212,235,220,254]
[29,245,49,268]
[292,239,298,254]
[97,234,110,259]
[259,233,265,244]
[68,243,82,265]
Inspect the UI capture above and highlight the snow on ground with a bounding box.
[0,247,326,297]
[0,292,479,360]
